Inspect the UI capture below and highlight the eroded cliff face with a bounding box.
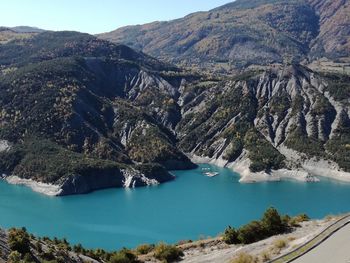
[175,65,350,175]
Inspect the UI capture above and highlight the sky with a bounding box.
[0,0,232,34]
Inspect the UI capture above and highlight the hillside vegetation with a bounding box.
[0,31,195,194]
[99,0,350,73]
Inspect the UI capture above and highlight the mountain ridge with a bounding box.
[98,0,350,73]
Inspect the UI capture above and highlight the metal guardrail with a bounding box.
[269,214,350,263]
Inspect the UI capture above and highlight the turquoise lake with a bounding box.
[1,164,350,250]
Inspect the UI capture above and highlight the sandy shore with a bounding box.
[4,176,62,196]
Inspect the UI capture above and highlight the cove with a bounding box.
[1,164,350,251]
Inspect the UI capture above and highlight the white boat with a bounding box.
[203,172,219,177]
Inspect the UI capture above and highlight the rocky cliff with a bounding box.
[176,64,350,180]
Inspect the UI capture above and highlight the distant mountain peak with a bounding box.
[10,26,45,33]
[98,0,350,73]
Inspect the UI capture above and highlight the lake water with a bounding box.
[1,164,350,250]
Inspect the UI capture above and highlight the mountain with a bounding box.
[0,4,349,196]
[98,0,350,73]
[0,31,196,195]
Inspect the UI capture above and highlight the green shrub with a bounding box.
[40,248,56,261]
[274,239,287,249]
[8,251,21,263]
[281,214,291,226]
[232,207,290,245]
[135,243,154,255]
[222,226,239,244]
[261,207,286,235]
[230,252,258,263]
[8,228,31,255]
[23,253,35,263]
[72,243,83,253]
[295,213,310,222]
[153,243,184,263]
[109,248,137,263]
[289,213,310,226]
[260,250,271,262]
[238,220,266,244]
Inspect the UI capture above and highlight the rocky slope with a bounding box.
[0,228,103,263]
[176,64,350,180]
[0,31,196,195]
[99,0,350,73]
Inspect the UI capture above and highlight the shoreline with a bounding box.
[3,145,350,197]
[4,176,62,196]
[187,149,350,184]
[188,153,319,183]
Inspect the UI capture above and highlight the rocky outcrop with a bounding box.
[59,169,124,196]
[59,165,173,196]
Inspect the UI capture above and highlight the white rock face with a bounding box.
[5,176,62,196]
[121,169,159,188]
[189,149,322,183]
[279,145,350,182]
[302,159,350,182]
[0,140,11,152]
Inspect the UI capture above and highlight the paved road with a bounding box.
[293,222,350,263]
